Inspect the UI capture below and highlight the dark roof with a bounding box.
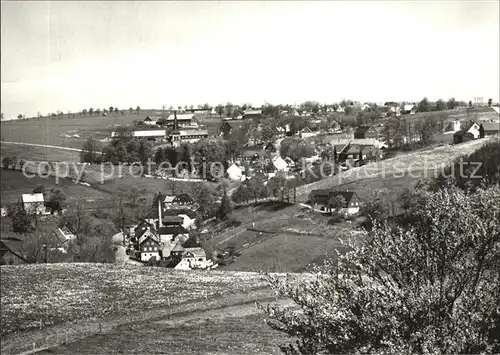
[481,122,500,132]
[309,190,358,206]
[162,216,183,225]
[134,221,154,238]
[181,238,202,249]
[158,225,189,236]
[139,235,160,246]
[162,208,197,219]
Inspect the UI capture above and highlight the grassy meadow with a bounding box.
[0,263,268,336]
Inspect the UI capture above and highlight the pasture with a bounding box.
[0,169,111,208]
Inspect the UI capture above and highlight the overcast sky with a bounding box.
[1,1,499,119]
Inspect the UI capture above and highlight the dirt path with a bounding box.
[1,288,283,355]
[1,141,103,155]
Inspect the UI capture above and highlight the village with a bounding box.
[2,99,498,268]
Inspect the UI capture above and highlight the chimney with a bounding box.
[158,193,163,229]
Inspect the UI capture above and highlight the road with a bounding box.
[1,141,103,155]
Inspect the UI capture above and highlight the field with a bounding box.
[0,110,228,151]
[0,169,111,208]
[0,264,268,336]
[0,110,158,149]
[0,264,293,355]
[1,143,81,162]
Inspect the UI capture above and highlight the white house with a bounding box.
[466,122,481,139]
[144,117,157,126]
[272,156,289,172]
[21,193,47,215]
[174,248,212,270]
[227,163,245,181]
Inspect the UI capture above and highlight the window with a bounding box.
[154,247,158,251]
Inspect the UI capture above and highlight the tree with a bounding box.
[136,106,141,113]
[81,138,98,163]
[89,107,94,116]
[417,97,431,112]
[216,104,224,117]
[217,192,232,220]
[10,202,35,234]
[17,114,23,119]
[2,156,13,169]
[469,100,473,108]
[129,107,134,114]
[447,97,457,110]
[435,99,446,111]
[42,188,67,214]
[488,98,493,107]
[260,184,500,354]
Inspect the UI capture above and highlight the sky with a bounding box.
[1,1,499,119]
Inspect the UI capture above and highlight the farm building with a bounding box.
[308,190,361,215]
[169,129,209,147]
[481,122,500,136]
[21,193,47,215]
[402,104,417,115]
[243,109,262,119]
[166,112,196,126]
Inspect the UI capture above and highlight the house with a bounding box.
[169,129,209,147]
[308,190,361,215]
[0,240,28,265]
[466,122,482,139]
[163,193,195,208]
[402,104,417,115]
[175,248,208,270]
[162,209,197,229]
[360,103,371,111]
[131,130,167,140]
[144,116,157,126]
[158,225,189,244]
[139,234,161,262]
[453,130,474,144]
[272,156,289,172]
[354,126,379,139]
[481,122,500,136]
[243,109,262,119]
[1,207,8,217]
[227,163,245,181]
[53,227,77,252]
[166,112,196,127]
[22,193,47,215]
[299,126,318,138]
